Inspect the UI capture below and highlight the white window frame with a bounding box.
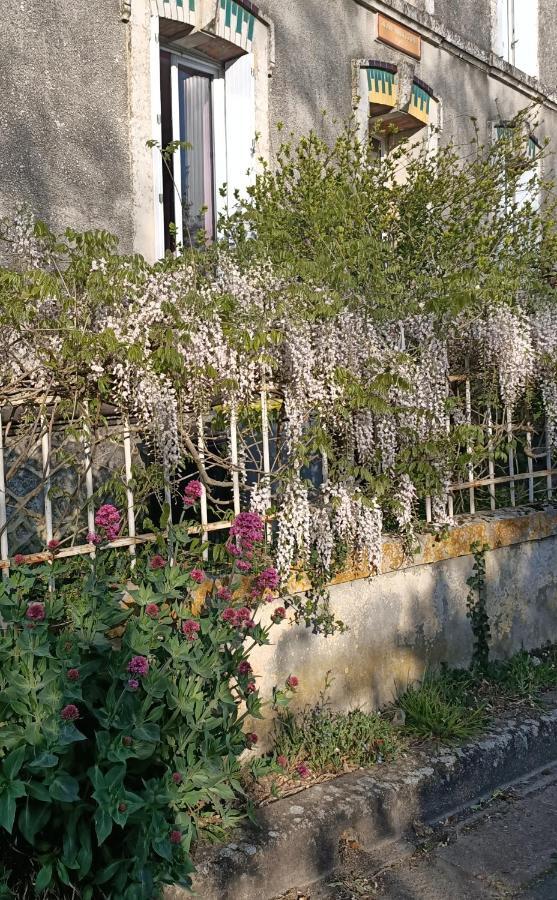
[159,46,225,249]
[494,0,539,78]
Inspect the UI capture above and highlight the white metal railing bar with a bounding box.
[41,421,54,545]
[506,407,516,507]
[260,377,272,540]
[198,416,209,559]
[0,415,8,575]
[230,406,241,516]
[83,421,96,558]
[465,361,475,515]
[123,419,136,561]
[526,428,535,503]
[547,429,553,501]
[486,406,496,511]
[450,468,557,491]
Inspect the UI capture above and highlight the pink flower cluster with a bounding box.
[94,504,121,542]
[47,539,60,552]
[190,568,206,584]
[271,606,286,625]
[26,602,45,622]
[184,480,203,506]
[170,830,182,845]
[182,619,201,641]
[255,567,280,594]
[150,554,166,570]
[226,512,264,561]
[286,675,299,690]
[127,655,149,677]
[61,704,79,721]
[237,660,252,676]
[67,668,80,682]
[145,603,159,618]
[221,607,255,630]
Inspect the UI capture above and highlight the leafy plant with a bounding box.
[272,679,398,773]
[467,541,491,672]
[0,506,287,898]
[397,672,487,741]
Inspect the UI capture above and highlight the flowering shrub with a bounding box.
[0,511,287,898]
[1,113,556,628]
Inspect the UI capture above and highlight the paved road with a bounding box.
[277,764,557,900]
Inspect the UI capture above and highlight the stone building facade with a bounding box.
[1,0,556,259]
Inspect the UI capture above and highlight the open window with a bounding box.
[493,0,539,78]
[148,0,266,255]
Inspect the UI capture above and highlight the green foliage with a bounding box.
[224,111,557,321]
[486,647,557,699]
[272,682,398,773]
[466,541,491,672]
[0,514,279,898]
[397,671,488,741]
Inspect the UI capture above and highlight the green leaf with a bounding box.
[28,752,58,769]
[49,773,79,803]
[133,723,160,743]
[2,745,25,780]
[94,859,122,884]
[35,863,53,892]
[19,801,50,845]
[57,722,87,745]
[94,808,113,846]
[0,781,26,832]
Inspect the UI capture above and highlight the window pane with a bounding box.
[179,70,215,241]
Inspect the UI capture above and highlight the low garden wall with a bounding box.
[251,505,557,744]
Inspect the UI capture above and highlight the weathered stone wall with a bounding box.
[0,0,133,246]
[260,0,557,171]
[250,506,557,743]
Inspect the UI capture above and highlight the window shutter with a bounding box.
[224,53,256,214]
[512,0,539,77]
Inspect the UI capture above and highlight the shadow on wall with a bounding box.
[257,536,557,735]
[0,0,134,248]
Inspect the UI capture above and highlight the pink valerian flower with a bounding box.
[171,772,183,785]
[145,603,159,618]
[271,606,287,625]
[225,542,242,558]
[13,554,25,565]
[94,504,121,542]
[26,603,45,622]
[277,755,288,769]
[127,678,140,691]
[246,732,258,747]
[256,567,280,594]
[236,560,252,574]
[184,480,203,506]
[182,619,201,641]
[221,607,255,630]
[128,655,149,677]
[61,704,79,721]
[217,586,232,602]
[170,830,182,845]
[86,531,101,546]
[47,539,60,551]
[230,512,265,547]
[190,568,205,584]
[237,660,252,676]
[296,763,311,779]
[246,682,257,694]
[286,675,299,690]
[67,668,80,682]
[149,554,166,570]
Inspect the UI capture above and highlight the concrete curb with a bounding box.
[166,700,557,900]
